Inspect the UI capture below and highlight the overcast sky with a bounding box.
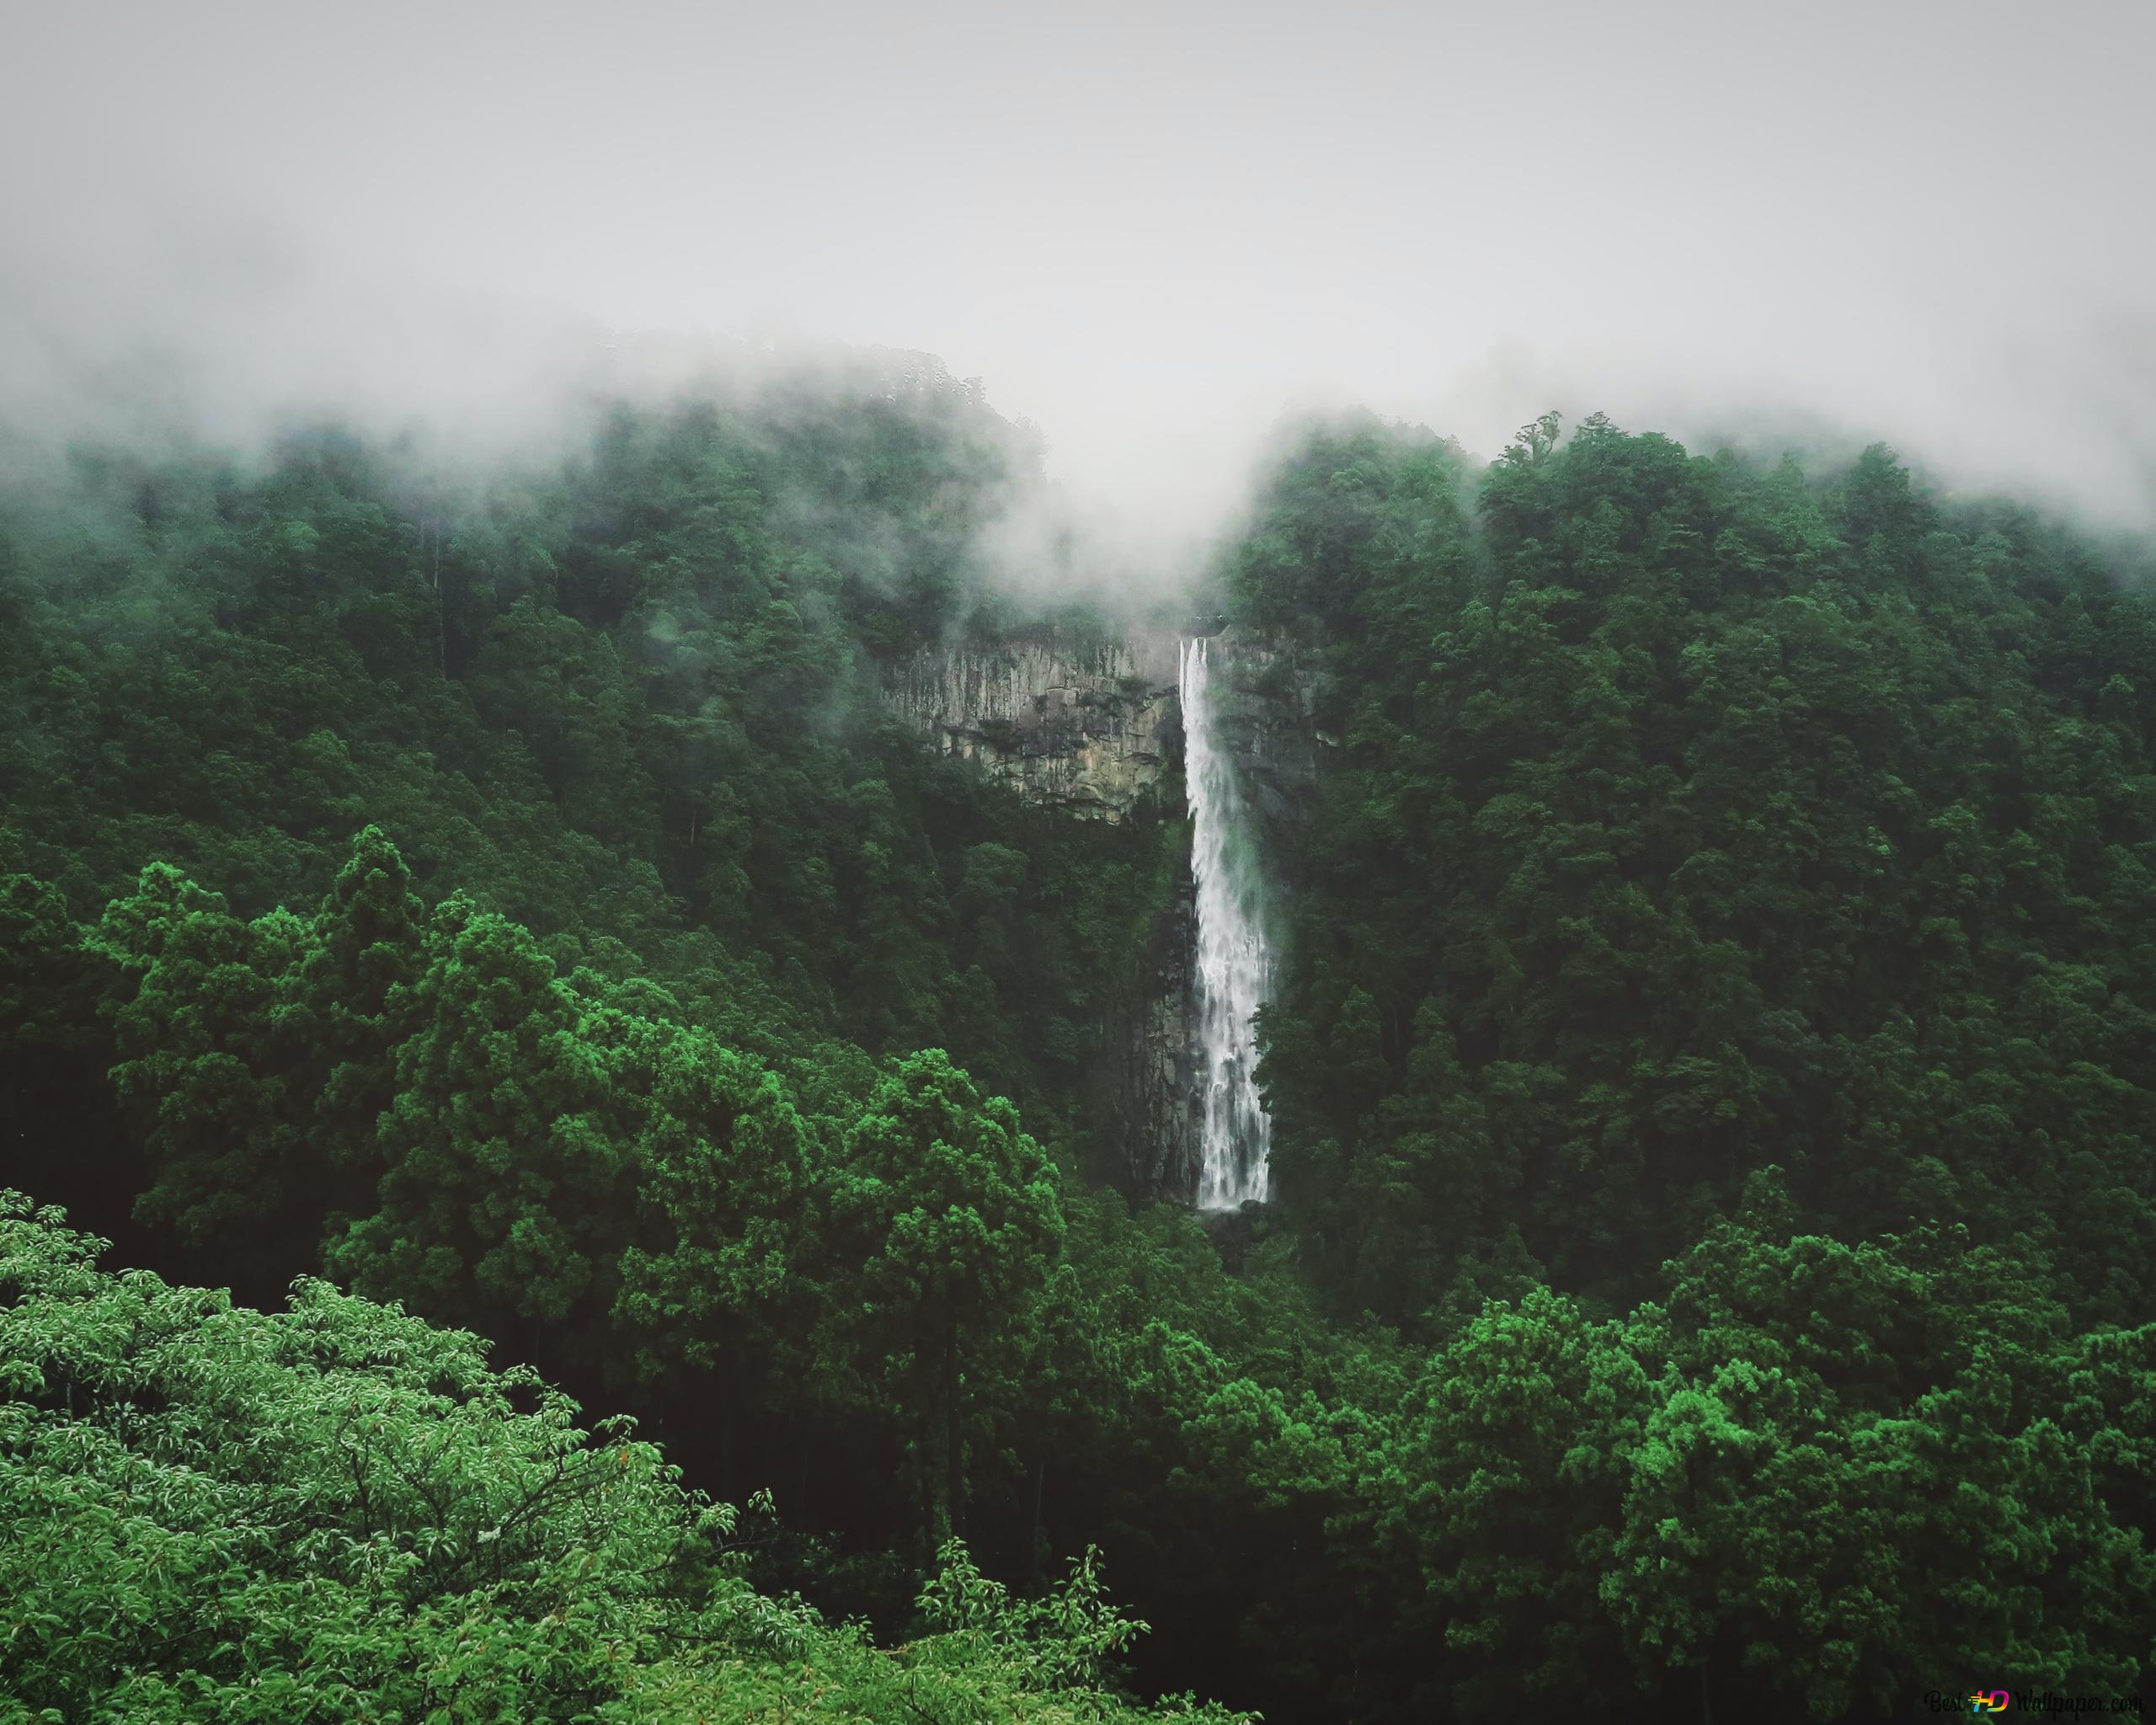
[3,0,2153,547]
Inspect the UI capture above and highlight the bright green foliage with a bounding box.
[609,1012,813,1405]
[1383,1287,1647,1710]
[92,862,321,1258]
[88,828,427,1272]
[1596,1177,2156,1715]
[2,1188,726,1723]
[1296,1184,2156,1722]
[916,1537,1150,1694]
[822,1050,1066,1548]
[0,1194,1250,1725]
[324,895,636,1350]
[302,825,430,1178]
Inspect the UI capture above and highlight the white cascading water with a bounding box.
[1179,635,1273,1208]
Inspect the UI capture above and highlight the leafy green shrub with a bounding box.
[0,1193,1246,1725]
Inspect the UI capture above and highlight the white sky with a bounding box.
[3,0,2153,546]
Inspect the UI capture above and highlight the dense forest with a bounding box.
[4,363,2153,1722]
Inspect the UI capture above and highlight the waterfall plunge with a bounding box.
[1179,635,1273,1209]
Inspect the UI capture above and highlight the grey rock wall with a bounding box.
[883,621,1321,1200]
[1193,624,1326,830]
[883,628,1180,823]
[1120,871,1202,1198]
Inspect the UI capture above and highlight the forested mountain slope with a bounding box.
[1238,411,2156,1332]
[4,380,2153,1722]
[0,364,1175,1149]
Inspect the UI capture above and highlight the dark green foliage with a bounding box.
[8,385,2156,1722]
[324,895,638,1346]
[820,1049,1065,1552]
[1241,411,2156,1338]
[0,373,1165,1147]
[83,828,425,1275]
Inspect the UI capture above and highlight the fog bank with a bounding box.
[4,0,2152,548]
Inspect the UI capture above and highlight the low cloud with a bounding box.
[4,0,2152,574]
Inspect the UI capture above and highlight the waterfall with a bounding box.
[1178,634,1273,1209]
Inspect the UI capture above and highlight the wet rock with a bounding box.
[883,618,1324,1199]
[883,628,1179,823]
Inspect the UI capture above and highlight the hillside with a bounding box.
[0,1194,1245,1724]
[4,385,2154,1721]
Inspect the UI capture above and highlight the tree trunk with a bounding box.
[945,1316,964,1540]
[919,1403,937,1563]
[1028,1450,1046,1587]
[718,1388,734,1503]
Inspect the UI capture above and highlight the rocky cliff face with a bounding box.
[883,628,1180,823]
[884,621,1322,1201]
[1189,624,1326,833]
[1118,872,1202,1198]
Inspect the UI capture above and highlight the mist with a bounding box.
[5,0,2153,558]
